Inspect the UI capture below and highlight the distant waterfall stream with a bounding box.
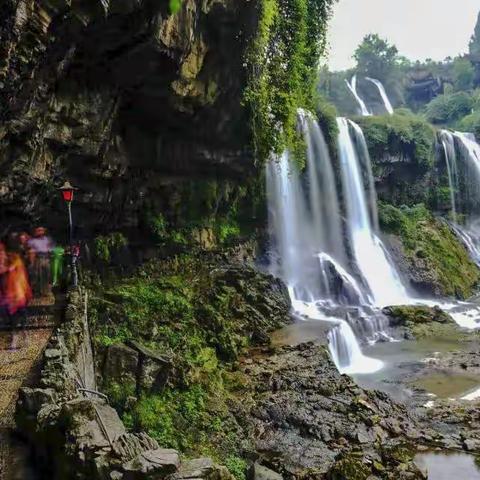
[345,75,371,116]
[346,75,394,116]
[365,77,394,114]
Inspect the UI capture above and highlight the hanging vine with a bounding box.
[244,0,336,164]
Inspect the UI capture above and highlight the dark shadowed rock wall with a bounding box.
[0,0,258,238]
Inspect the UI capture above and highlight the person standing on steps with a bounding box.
[4,251,32,349]
[28,227,54,298]
[0,243,7,326]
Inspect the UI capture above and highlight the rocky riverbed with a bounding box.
[230,307,480,480]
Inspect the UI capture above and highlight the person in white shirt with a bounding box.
[27,227,54,297]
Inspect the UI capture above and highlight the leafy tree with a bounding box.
[353,34,399,81]
[452,57,475,91]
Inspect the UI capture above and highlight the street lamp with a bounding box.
[59,180,79,287]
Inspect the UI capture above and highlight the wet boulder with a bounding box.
[383,305,453,327]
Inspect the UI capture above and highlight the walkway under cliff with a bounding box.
[0,295,60,480]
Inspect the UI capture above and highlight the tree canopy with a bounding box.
[470,11,480,58]
[353,34,399,81]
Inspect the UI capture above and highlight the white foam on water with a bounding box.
[290,295,384,375]
[461,387,480,401]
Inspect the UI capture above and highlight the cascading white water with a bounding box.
[337,118,410,307]
[349,120,380,232]
[440,130,480,263]
[365,77,394,115]
[440,130,459,223]
[345,75,371,117]
[266,114,384,374]
[299,110,346,265]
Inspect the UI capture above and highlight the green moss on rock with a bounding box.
[379,203,480,298]
[89,254,290,462]
[327,455,371,480]
[356,112,436,171]
[357,112,436,206]
[383,305,453,326]
[382,305,465,338]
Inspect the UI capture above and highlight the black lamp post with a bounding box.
[59,181,79,287]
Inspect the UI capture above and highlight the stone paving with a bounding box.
[0,295,58,479]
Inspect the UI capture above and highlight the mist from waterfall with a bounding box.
[337,118,410,307]
[366,77,394,115]
[345,75,371,116]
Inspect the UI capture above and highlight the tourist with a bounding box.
[51,245,65,288]
[0,243,8,322]
[28,227,54,297]
[4,251,32,348]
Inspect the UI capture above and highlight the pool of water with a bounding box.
[414,452,480,479]
[270,321,479,401]
[411,372,480,399]
[352,336,473,401]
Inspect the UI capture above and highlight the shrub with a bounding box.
[424,91,473,125]
[457,111,480,139]
[94,232,128,263]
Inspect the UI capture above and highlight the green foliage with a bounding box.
[145,178,261,250]
[224,456,248,480]
[217,222,241,245]
[356,112,436,169]
[169,0,182,14]
[244,0,336,163]
[378,202,479,298]
[457,110,480,139]
[89,254,286,463]
[94,232,128,263]
[317,67,359,116]
[354,34,399,82]
[132,385,211,450]
[149,213,168,241]
[470,11,480,57]
[315,94,339,152]
[452,58,475,92]
[424,91,473,125]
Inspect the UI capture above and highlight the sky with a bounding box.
[327,0,480,71]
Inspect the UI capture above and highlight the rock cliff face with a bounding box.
[0,0,257,236]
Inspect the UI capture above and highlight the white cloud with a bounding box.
[326,0,480,71]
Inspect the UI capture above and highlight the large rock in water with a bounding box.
[383,305,453,326]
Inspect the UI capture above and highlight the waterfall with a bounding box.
[337,118,410,307]
[366,77,394,114]
[349,120,380,232]
[299,109,346,265]
[438,130,480,257]
[345,75,371,116]
[453,132,480,207]
[439,130,459,222]
[266,113,384,374]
